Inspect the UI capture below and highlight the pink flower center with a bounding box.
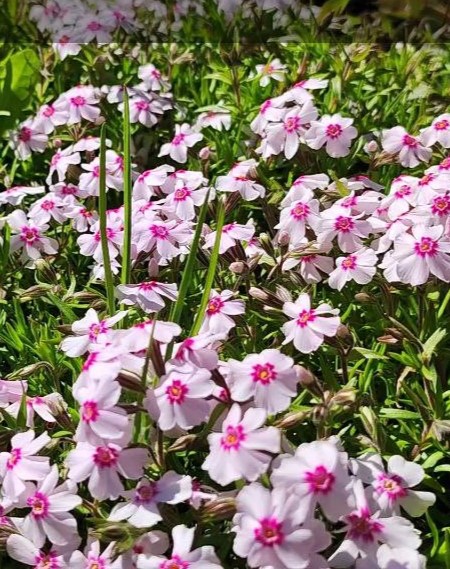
[223,222,236,233]
[334,215,354,233]
[346,508,383,543]
[18,127,32,142]
[305,465,335,494]
[7,448,21,470]
[375,473,407,501]
[432,195,450,215]
[70,96,86,107]
[254,518,284,546]
[93,446,119,468]
[166,379,188,404]
[59,35,69,45]
[150,224,170,239]
[135,482,157,504]
[87,21,102,31]
[440,157,450,171]
[159,555,189,569]
[139,281,157,291]
[251,363,277,385]
[88,321,108,341]
[220,424,246,450]
[42,105,55,118]
[20,226,40,244]
[27,492,49,519]
[174,187,191,201]
[61,185,77,195]
[284,116,301,133]
[151,69,161,79]
[206,297,224,315]
[326,124,343,139]
[41,200,55,211]
[34,552,60,569]
[342,195,358,207]
[402,134,418,148]
[83,352,98,371]
[419,174,435,187]
[394,184,412,198]
[291,202,310,220]
[414,236,439,258]
[136,100,150,111]
[261,100,272,113]
[301,254,317,263]
[87,555,106,569]
[82,401,99,423]
[435,119,449,131]
[296,309,316,327]
[172,133,185,146]
[341,255,357,270]
[263,63,274,74]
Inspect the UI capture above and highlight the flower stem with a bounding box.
[121,86,132,287]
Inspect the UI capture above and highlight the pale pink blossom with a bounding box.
[36,98,70,134]
[226,349,297,414]
[159,123,203,163]
[124,94,164,127]
[282,251,334,283]
[118,320,181,353]
[28,193,68,225]
[63,85,101,125]
[109,471,192,527]
[216,172,265,201]
[381,127,432,168]
[7,534,67,569]
[328,248,378,291]
[380,176,418,220]
[420,113,450,148]
[8,210,58,262]
[196,109,231,131]
[305,114,358,158]
[0,186,45,206]
[251,96,286,135]
[164,181,209,221]
[10,119,48,160]
[0,379,27,408]
[154,365,214,431]
[199,289,245,335]
[317,206,372,253]
[66,440,148,500]
[134,218,192,262]
[203,404,280,486]
[281,173,330,207]
[415,171,449,206]
[116,281,178,313]
[65,204,98,232]
[138,63,170,91]
[276,194,320,246]
[255,59,287,87]
[204,221,255,254]
[282,293,340,354]
[133,166,175,200]
[376,544,426,569]
[70,540,124,569]
[46,147,80,185]
[172,333,221,370]
[53,34,82,60]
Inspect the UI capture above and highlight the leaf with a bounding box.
[17,392,27,428]
[353,347,388,361]
[379,408,420,420]
[422,328,446,363]
[318,0,351,24]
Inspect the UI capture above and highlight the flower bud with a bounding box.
[199,146,212,160]
[330,388,357,408]
[168,434,198,452]
[200,497,236,522]
[354,292,374,303]
[94,115,106,126]
[19,284,59,302]
[377,334,399,345]
[53,138,63,149]
[7,361,53,380]
[229,261,246,274]
[274,409,310,430]
[364,140,378,153]
[248,287,269,302]
[277,231,291,247]
[117,371,146,393]
[295,365,323,398]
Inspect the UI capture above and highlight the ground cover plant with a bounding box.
[1,0,450,567]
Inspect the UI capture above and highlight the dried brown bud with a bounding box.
[273,409,310,430]
[18,284,59,302]
[168,434,198,452]
[295,365,323,398]
[64,291,101,303]
[330,388,357,408]
[385,327,404,341]
[377,335,399,345]
[117,371,147,393]
[354,292,374,303]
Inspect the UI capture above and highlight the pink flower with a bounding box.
[154,365,214,431]
[282,251,334,283]
[376,544,426,569]
[226,349,297,414]
[17,465,82,549]
[204,221,255,254]
[8,210,58,262]
[77,216,124,262]
[351,454,435,517]
[232,482,320,569]
[305,114,358,158]
[202,404,280,486]
[255,59,287,87]
[7,534,67,569]
[134,218,192,262]
[199,289,245,336]
[281,173,330,207]
[196,109,232,131]
[116,281,178,313]
[70,540,124,569]
[381,127,432,168]
[6,395,58,429]
[317,206,372,253]
[63,85,101,125]
[251,96,286,135]
[172,333,221,370]
[28,193,68,225]
[421,113,450,148]
[0,185,45,206]
[109,471,192,528]
[137,524,222,569]
[60,309,127,357]
[124,94,164,127]
[138,63,170,91]
[46,147,80,185]
[0,430,50,499]
[380,176,418,220]
[74,379,129,445]
[0,379,27,408]
[53,35,82,61]
[328,480,421,567]
[276,193,320,247]
[271,439,353,522]
[10,119,48,160]
[133,166,175,200]
[328,248,378,291]
[164,181,209,221]
[66,440,147,500]
[159,123,203,163]
[36,98,70,134]
[282,293,340,354]
[216,173,265,201]
[389,225,450,286]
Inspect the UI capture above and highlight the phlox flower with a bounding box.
[154,365,215,431]
[60,308,127,357]
[226,349,297,414]
[74,379,129,445]
[328,248,378,291]
[421,113,450,148]
[74,14,114,43]
[275,194,320,247]
[10,118,48,160]
[51,181,81,200]
[77,216,124,263]
[16,465,81,549]
[0,185,45,206]
[28,193,68,225]
[380,176,418,220]
[78,152,124,197]
[53,33,82,60]
[202,404,280,486]
[317,206,372,253]
[125,531,170,568]
[161,169,206,195]
[381,127,432,168]
[204,221,255,254]
[305,114,358,158]
[70,540,124,569]
[0,379,27,407]
[133,165,175,200]
[172,333,221,370]
[118,319,181,353]
[138,63,170,91]
[163,181,209,221]
[199,289,245,335]
[281,173,330,207]
[133,218,192,262]
[0,430,50,499]
[122,93,164,128]
[196,109,232,131]
[66,439,147,501]
[282,293,340,354]
[251,96,287,135]
[7,534,67,569]
[65,204,98,232]
[109,471,192,527]
[376,544,426,569]
[255,58,287,87]
[351,454,435,518]
[136,524,223,569]
[232,482,321,569]
[271,439,353,522]
[8,210,58,262]
[282,250,334,283]
[6,395,58,429]
[158,123,203,163]
[46,147,80,184]
[328,480,421,568]
[63,85,101,125]
[415,171,449,206]
[216,172,265,201]
[116,281,178,313]
[36,98,70,134]
[389,224,450,286]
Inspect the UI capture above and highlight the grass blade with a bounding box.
[121,86,132,287]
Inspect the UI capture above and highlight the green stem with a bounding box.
[190,197,226,336]
[98,124,116,316]
[121,86,132,287]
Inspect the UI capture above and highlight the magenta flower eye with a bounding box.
[254,518,284,546]
[325,123,343,138]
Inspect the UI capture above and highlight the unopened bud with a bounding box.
[274,409,310,430]
[377,334,399,345]
[53,138,63,148]
[364,140,379,153]
[199,146,212,160]
[7,361,53,380]
[34,258,58,281]
[229,261,245,274]
[225,191,241,215]
[95,115,106,126]
[147,258,159,278]
[359,406,378,440]
[354,292,373,303]
[277,231,291,247]
[249,287,269,302]
[311,403,328,425]
[168,434,198,452]
[19,284,58,302]
[117,371,146,393]
[200,497,236,522]
[64,292,101,303]
[275,286,292,303]
[296,365,323,398]
[330,388,357,408]
[385,327,404,341]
